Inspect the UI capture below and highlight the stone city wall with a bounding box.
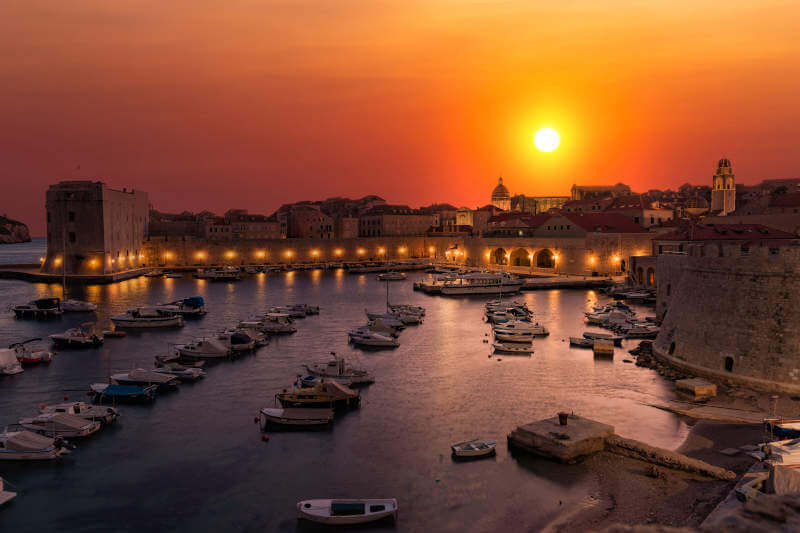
[653,243,800,392]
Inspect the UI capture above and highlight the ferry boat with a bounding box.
[276,380,361,410]
[440,273,523,295]
[111,307,184,328]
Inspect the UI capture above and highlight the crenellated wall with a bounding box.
[653,244,800,392]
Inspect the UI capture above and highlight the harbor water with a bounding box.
[0,243,687,532]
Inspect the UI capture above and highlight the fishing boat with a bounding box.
[40,402,119,424]
[110,369,180,391]
[90,383,158,403]
[155,296,206,317]
[492,342,533,355]
[49,324,103,348]
[61,299,97,312]
[0,477,16,506]
[0,430,69,461]
[582,332,624,346]
[451,438,497,458]
[348,331,399,348]
[9,339,53,365]
[175,338,230,359]
[143,269,163,277]
[297,499,398,525]
[17,413,101,438]
[12,298,62,319]
[111,307,184,328]
[303,353,375,386]
[259,408,334,430]
[0,349,24,375]
[569,337,594,348]
[152,363,206,382]
[377,271,406,281]
[276,380,361,410]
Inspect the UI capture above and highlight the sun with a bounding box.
[534,128,560,152]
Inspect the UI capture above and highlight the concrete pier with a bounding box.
[508,414,614,463]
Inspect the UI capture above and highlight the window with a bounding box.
[68,211,75,222]
[68,232,76,243]
[634,216,640,223]
[666,284,671,296]
[650,216,654,224]
[724,357,734,372]
[47,212,51,223]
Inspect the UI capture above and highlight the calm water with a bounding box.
[0,261,686,532]
[0,238,45,265]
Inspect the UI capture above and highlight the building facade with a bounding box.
[491,177,511,211]
[358,205,436,237]
[43,181,149,274]
[710,158,736,215]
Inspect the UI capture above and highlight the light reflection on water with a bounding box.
[0,270,686,532]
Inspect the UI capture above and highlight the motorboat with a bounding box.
[440,273,523,295]
[451,438,497,458]
[298,374,353,388]
[351,321,398,339]
[110,369,180,391]
[9,339,53,365]
[49,324,103,348]
[303,353,375,386]
[217,331,256,352]
[764,418,800,440]
[348,331,399,348]
[364,311,405,329]
[154,353,205,368]
[143,269,163,277]
[0,430,69,461]
[259,407,334,430]
[569,337,594,348]
[61,299,97,312]
[0,477,16,506]
[289,304,319,316]
[377,271,406,281]
[582,332,624,346]
[494,321,549,336]
[389,304,425,316]
[111,307,184,328]
[0,349,24,375]
[40,402,119,424]
[12,298,62,319]
[492,342,533,355]
[297,499,398,525]
[220,326,268,347]
[91,383,157,403]
[269,306,306,318]
[259,313,297,334]
[276,380,361,410]
[153,363,206,382]
[155,296,206,317]
[494,330,535,343]
[17,413,101,438]
[176,338,231,359]
[164,272,183,278]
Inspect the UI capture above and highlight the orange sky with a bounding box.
[2,0,799,234]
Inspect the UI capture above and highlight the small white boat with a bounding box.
[176,338,230,359]
[143,269,163,277]
[304,353,375,386]
[492,342,533,355]
[582,332,624,346]
[0,476,16,506]
[111,308,184,328]
[0,349,24,375]
[164,273,183,278]
[297,498,398,525]
[9,339,53,365]
[388,304,425,316]
[155,296,206,317]
[61,299,97,312]
[494,322,549,336]
[258,313,297,334]
[153,363,206,381]
[494,331,534,343]
[0,430,68,461]
[111,368,180,390]
[364,311,405,329]
[377,271,406,281]
[348,331,399,348]
[40,402,119,424]
[259,408,334,429]
[451,438,497,458]
[569,337,594,348]
[17,413,101,438]
[49,324,103,348]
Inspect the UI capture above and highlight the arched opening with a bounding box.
[724,356,734,372]
[509,248,531,267]
[620,259,626,273]
[536,249,555,268]
[669,342,676,355]
[636,267,644,285]
[646,268,655,286]
[492,248,508,265]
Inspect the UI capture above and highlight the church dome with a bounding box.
[492,177,510,199]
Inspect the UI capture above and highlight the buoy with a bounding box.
[40,404,46,409]
[253,416,259,424]
[262,434,270,442]
[63,395,69,401]
[497,358,502,362]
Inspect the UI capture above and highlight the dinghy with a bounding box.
[296,499,398,525]
[451,438,497,458]
[259,408,334,429]
[492,343,533,355]
[17,413,101,438]
[9,339,53,365]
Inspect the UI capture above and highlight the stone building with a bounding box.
[653,243,800,392]
[278,204,333,239]
[603,195,674,228]
[43,180,148,274]
[570,183,631,200]
[510,194,569,214]
[710,158,736,215]
[456,205,502,235]
[203,209,282,240]
[358,205,436,237]
[491,177,511,211]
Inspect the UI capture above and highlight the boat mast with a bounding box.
[61,215,67,300]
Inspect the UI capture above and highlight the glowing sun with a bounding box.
[534,128,560,152]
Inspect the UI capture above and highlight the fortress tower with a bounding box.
[710,158,736,215]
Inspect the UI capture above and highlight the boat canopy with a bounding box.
[229,332,251,345]
[5,431,54,451]
[331,503,366,516]
[32,298,60,309]
[182,296,205,308]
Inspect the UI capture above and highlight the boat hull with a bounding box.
[111,316,184,328]
[297,499,398,525]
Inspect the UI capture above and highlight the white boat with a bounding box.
[377,271,406,281]
[61,299,97,312]
[364,311,405,329]
[111,368,180,390]
[259,408,334,429]
[40,402,119,424]
[155,296,206,317]
[304,353,375,386]
[492,342,533,354]
[0,349,24,375]
[451,438,497,458]
[494,321,549,336]
[494,331,535,343]
[111,308,184,328]
[297,499,398,525]
[49,324,103,348]
[17,413,101,438]
[348,331,399,348]
[582,332,624,346]
[176,338,230,359]
[0,477,16,506]
[352,321,398,338]
[195,267,241,281]
[269,306,306,318]
[9,339,53,365]
[143,269,163,277]
[0,430,68,460]
[153,363,206,382]
[440,273,523,295]
[388,304,425,316]
[258,313,297,334]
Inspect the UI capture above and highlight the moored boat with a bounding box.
[143,269,163,277]
[348,331,399,348]
[0,349,24,375]
[155,296,206,317]
[276,380,360,410]
[451,438,497,458]
[259,408,334,430]
[303,353,375,386]
[0,477,16,506]
[569,337,594,348]
[49,324,103,348]
[377,271,406,281]
[153,363,206,382]
[40,402,119,424]
[0,430,69,461]
[90,383,157,403]
[111,308,184,328]
[17,413,101,438]
[61,299,97,312]
[110,369,180,391]
[582,332,624,346]
[175,338,230,359]
[12,298,62,319]
[492,342,533,355]
[9,339,53,365]
[296,499,398,525]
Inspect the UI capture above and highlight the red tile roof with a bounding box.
[769,192,800,208]
[561,213,648,233]
[656,223,796,242]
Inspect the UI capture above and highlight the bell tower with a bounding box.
[711,158,736,215]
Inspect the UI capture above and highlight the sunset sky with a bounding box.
[2,1,799,234]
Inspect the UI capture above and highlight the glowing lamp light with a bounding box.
[225,251,235,259]
[89,259,98,268]
[398,246,407,254]
[255,250,266,258]
[553,254,559,261]
[164,252,173,260]
[528,254,534,260]
[589,256,596,264]
[39,257,44,262]
[54,257,62,265]
[613,255,621,262]
[311,249,319,257]
[285,250,293,258]
[357,248,365,255]
[484,252,491,259]
[334,248,343,256]
[196,251,206,260]
[377,247,385,255]
[128,255,135,260]
[138,254,145,259]
[428,246,435,253]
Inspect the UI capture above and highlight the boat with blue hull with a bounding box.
[90,383,158,404]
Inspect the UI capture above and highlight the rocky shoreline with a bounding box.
[0,215,31,244]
